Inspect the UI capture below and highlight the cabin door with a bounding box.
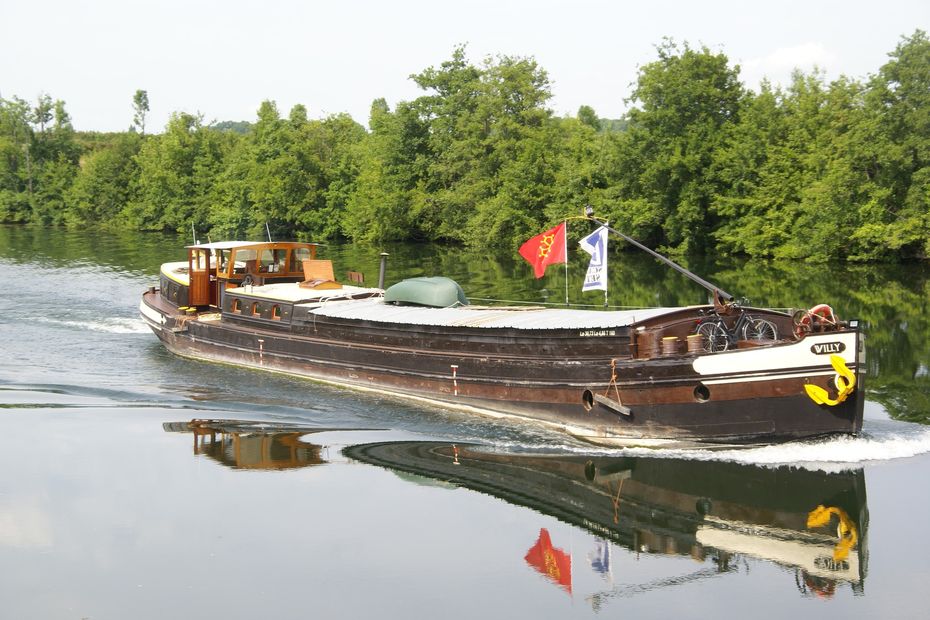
[189,249,211,307]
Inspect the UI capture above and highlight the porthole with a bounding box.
[582,389,594,411]
[584,460,596,481]
[696,498,713,516]
[694,383,711,402]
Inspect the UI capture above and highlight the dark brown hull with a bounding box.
[141,289,865,447]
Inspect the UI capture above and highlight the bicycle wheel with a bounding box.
[741,317,778,342]
[695,321,730,352]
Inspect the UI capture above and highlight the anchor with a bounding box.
[804,355,856,406]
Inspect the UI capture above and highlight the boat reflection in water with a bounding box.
[160,420,868,602]
[163,419,326,470]
[343,442,868,601]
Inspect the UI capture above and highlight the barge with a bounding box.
[140,226,865,447]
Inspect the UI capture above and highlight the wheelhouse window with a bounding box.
[233,249,258,275]
[231,299,241,313]
[259,249,288,273]
[251,302,260,316]
[271,305,281,320]
[192,249,209,270]
[289,247,313,273]
[218,249,232,276]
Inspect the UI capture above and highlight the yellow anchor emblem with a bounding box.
[807,505,858,562]
[804,354,856,406]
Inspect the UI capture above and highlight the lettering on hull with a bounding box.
[810,342,846,355]
[579,330,616,337]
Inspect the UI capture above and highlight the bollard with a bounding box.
[687,333,704,353]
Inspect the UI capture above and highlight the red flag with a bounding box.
[519,222,567,278]
[524,528,572,594]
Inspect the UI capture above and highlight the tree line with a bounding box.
[1,31,927,261]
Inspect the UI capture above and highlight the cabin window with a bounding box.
[192,249,209,271]
[231,299,241,313]
[259,249,287,273]
[233,249,257,274]
[218,249,232,276]
[251,302,260,316]
[289,247,312,273]
[272,305,281,320]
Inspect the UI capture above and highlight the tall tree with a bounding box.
[576,105,600,130]
[127,111,227,232]
[343,98,427,243]
[0,96,34,221]
[65,132,142,226]
[213,101,365,240]
[612,40,743,253]
[854,30,930,259]
[397,46,557,247]
[132,89,150,135]
[32,94,53,134]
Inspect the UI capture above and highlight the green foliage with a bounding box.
[342,99,420,243]
[208,120,253,134]
[616,39,744,254]
[210,101,366,241]
[712,31,930,261]
[0,101,31,221]
[1,32,929,263]
[125,112,228,232]
[66,132,142,226]
[576,105,599,130]
[355,46,559,249]
[852,29,930,259]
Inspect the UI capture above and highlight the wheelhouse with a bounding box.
[161,241,320,309]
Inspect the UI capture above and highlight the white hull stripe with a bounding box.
[701,369,838,386]
[139,299,167,326]
[692,332,858,376]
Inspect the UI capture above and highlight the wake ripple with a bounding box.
[581,420,930,472]
[35,316,149,334]
[471,418,930,472]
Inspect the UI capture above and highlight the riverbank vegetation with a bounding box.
[1,31,928,261]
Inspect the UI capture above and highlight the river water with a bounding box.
[1,225,929,619]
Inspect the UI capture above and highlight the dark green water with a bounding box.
[1,225,929,619]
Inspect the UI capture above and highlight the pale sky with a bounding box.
[2,0,927,132]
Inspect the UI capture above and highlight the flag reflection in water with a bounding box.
[588,539,612,584]
[524,528,572,594]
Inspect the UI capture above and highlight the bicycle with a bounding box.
[693,302,778,353]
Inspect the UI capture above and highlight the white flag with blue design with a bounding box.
[579,226,608,292]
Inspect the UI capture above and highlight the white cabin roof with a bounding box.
[306,297,682,330]
[232,282,374,302]
[186,241,321,250]
[187,241,264,250]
